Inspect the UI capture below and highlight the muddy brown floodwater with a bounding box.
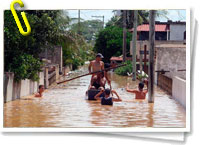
[4,65,186,128]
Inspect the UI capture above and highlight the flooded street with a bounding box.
[4,66,186,128]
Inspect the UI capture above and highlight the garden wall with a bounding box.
[4,72,44,103]
[172,76,186,108]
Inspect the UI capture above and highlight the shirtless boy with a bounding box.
[35,85,45,97]
[126,82,148,99]
[88,53,111,88]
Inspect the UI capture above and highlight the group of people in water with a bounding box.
[88,53,148,106]
[35,53,149,106]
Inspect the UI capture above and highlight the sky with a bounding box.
[156,10,186,21]
[67,10,114,23]
[67,9,186,25]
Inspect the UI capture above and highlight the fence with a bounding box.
[157,73,172,95]
[44,64,59,88]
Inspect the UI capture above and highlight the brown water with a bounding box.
[4,66,186,128]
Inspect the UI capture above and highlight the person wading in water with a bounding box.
[126,82,148,99]
[35,85,45,97]
[94,88,122,105]
[88,53,111,90]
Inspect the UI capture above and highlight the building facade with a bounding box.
[169,22,186,41]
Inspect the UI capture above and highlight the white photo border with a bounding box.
[0,0,190,132]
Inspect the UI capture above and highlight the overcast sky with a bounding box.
[67,9,186,24]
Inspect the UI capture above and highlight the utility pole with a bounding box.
[78,10,80,35]
[122,10,127,62]
[148,10,156,103]
[144,45,147,73]
[92,15,104,28]
[139,41,143,73]
[132,10,138,81]
[102,16,104,28]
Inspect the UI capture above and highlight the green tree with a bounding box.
[4,10,73,81]
[61,31,94,70]
[70,19,103,44]
[94,26,132,62]
[106,10,168,29]
[9,54,43,81]
[106,10,149,29]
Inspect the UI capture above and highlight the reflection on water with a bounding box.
[4,66,186,128]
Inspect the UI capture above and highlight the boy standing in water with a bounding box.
[35,85,45,97]
[94,88,122,105]
[126,82,148,99]
[88,53,111,86]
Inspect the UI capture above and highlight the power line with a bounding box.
[81,12,90,20]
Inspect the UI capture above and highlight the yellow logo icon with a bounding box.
[10,0,31,36]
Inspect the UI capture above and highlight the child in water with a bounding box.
[35,85,45,97]
[94,88,122,105]
[126,82,148,99]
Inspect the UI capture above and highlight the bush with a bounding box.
[137,71,148,80]
[8,54,43,82]
[115,60,132,76]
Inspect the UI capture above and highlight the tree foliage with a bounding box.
[61,33,94,70]
[9,54,43,81]
[106,10,149,29]
[94,26,132,63]
[4,10,83,81]
[115,60,132,76]
[106,10,168,29]
[70,19,103,44]
[4,10,63,59]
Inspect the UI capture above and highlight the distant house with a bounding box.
[110,56,132,64]
[168,21,186,41]
[129,20,186,41]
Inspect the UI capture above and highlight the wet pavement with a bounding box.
[4,66,186,128]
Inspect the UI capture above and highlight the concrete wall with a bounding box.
[4,72,45,103]
[39,71,44,85]
[44,64,60,88]
[55,64,60,81]
[4,73,14,102]
[155,44,186,80]
[130,40,185,57]
[20,79,30,97]
[172,76,186,108]
[170,24,186,41]
[39,46,63,73]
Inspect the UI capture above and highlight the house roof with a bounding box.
[110,57,123,61]
[130,24,169,32]
[110,57,132,61]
